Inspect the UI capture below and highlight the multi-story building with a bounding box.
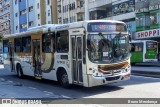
[11,0,57,34]
[57,0,85,24]
[135,0,160,53]
[0,0,11,35]
[45,0,58,24]
[12,0,46,34]
[87,0,136,39]
[135,0,160,40]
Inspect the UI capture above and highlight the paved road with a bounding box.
[0,65,160,106]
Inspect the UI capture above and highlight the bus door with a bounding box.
[9,42,15,72]
[71,36,83,84]
[33,40,42,78]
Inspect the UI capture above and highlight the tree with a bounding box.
[0,34,3,42]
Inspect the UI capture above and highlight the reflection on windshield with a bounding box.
[87,33,130,64]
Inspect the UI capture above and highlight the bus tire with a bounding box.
[57,69,71,88]
[16,64,24,79]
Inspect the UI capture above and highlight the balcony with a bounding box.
[75,6,85,14]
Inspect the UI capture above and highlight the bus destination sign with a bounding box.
[87,22,127,32]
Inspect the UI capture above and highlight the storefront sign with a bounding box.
[112,0,135,16]
[136,29,160,39]
[149,4,160,10]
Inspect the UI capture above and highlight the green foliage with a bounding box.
[0,35,3,42]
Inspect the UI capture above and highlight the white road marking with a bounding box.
[28,87,37,90]
[0,78,5,81]
[131,75,160,80]
[61,95,71,98]
[8,81,14,83]
[43,91,54,94]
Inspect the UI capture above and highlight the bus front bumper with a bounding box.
[87,72,131,87]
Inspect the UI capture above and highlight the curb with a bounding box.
[132,70,160,78]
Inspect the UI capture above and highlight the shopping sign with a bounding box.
[136,28,160,39]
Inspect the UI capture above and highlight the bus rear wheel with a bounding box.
[58,71,71,88]
[16,64,24,79]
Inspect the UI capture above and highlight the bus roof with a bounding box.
[3,20,126,39]
[130,40,157,43]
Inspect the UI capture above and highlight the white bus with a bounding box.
[3,20,131,88]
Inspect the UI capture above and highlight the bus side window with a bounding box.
[56,30,69,53]
[22,36,31,53]
[42,33,54,53]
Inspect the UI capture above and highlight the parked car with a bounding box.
[0,54,3,64]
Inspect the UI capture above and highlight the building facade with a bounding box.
[0,0,11,35]
[11,0,57,34]
[87,0,136,39]
[57,0,85,24]
[45,0,58,24]
[135,0,160,40]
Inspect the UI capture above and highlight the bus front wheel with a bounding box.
[58,70,71,88]
[16,64,24,79]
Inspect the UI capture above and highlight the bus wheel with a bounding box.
[17,64,24,79]
[58,71,71,88]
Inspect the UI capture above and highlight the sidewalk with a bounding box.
[131,64,160,78]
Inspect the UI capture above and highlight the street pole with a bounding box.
[85,0,89,20]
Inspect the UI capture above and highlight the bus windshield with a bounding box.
[87,33,130,64]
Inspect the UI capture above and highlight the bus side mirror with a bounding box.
[129,34,131,41]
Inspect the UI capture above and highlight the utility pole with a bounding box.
[85,0,89,20]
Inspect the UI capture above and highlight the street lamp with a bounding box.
[0,17,11,35]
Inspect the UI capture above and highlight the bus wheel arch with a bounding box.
[16,63,24,78]
[56,67,71,88]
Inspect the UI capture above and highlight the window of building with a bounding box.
[16,25,18,30]
[20,9,27,15]
[48,21,51,24]
[42,33,55,53]
[15,13,18,17]
[15,0,17,5]
[37,14,40,19]
[37,3,39,9]
[47,0,50,5]
[28,21,34,27]
[15,38,22,52]
[48,10,50,16]
[29,6,33,12]
[20,23,27,29]
[56,30,69,53]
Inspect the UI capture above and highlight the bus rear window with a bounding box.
[146,42,157,50]
[87,22,127,32]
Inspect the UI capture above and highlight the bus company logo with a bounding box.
[2,99,12,104]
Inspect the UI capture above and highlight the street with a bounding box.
[0,64,160,99]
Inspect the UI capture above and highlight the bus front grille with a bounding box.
[106,76,120,81]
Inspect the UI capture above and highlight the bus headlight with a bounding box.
[122,65,130,73]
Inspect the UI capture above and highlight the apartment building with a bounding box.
[45,0,58,24]
[57,0,85,24]
[0,0,11,35]
[12,0,57,34]
[12,0,47,34]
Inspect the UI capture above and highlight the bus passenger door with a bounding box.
[33,40,42,78]
[9,42,15,72]
[71,36,83,84]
